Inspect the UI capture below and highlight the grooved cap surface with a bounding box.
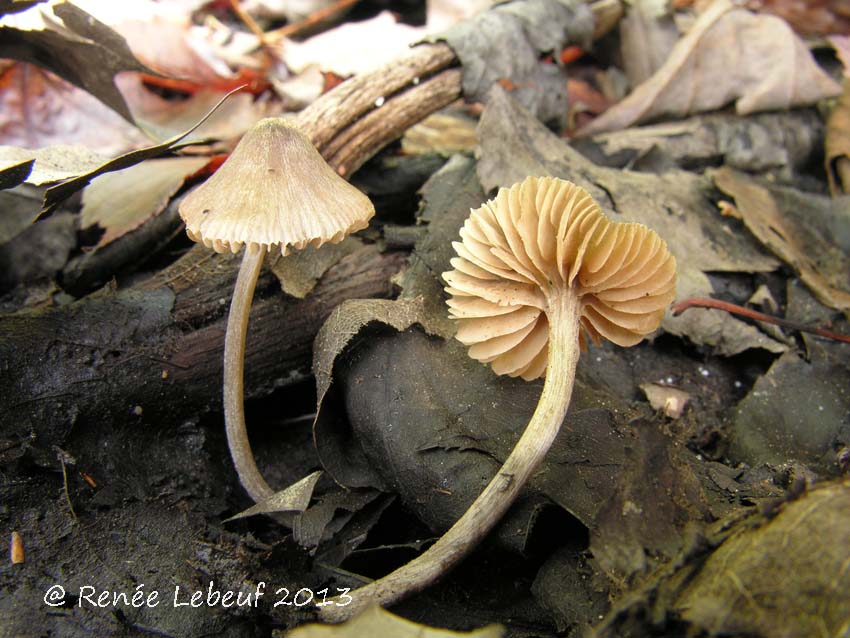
[179,118,375,255]
[443,176,677,380]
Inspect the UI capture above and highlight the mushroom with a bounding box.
[319,175,676,621]
[179,117,374,504]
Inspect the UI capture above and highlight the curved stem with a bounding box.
[318,291,582,622]
[224,243,274,503]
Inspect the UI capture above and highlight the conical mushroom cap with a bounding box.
[443,176,676,381]
[179,118,375,255]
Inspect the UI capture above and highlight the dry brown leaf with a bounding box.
[114,18,236,86]
[578,0,841,136]
[0,1,154,122]
[118,74,273,143]
[80,156,207,247]
[714,166,850,314]
[0,64,149,155]
[826,80,850,196]
[745,0,850,37]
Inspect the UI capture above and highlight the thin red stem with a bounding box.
[672,297,850,344]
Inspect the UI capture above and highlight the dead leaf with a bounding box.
[270,237,361,299]
[577,109,823,178]
[276,12,425,76]
[0,1,155,121]
[118,74,274,144]
[284,605,504,637]
[429,0,593,126]
[225,470,322,521]
[112,17,236,86]
[426,0,493,31]
[0,144,108,188]
[242,0,336,22]
[578,0,841,136]
[826,80,850,196]
[0,64,150,155]
[676,481,850,637]
[730,344,850,473]
[40,87,241,217]
[478,85,785,355]
[80,156,207,247]
[746,0,850,37]
[619,0,679,87]
[714,166,850,314]
[401,111,478,156]
[313,297,444,422]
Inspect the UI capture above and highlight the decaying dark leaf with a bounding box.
[578,0,841,136]
[294,488,394,565]
[0,157,32,190]
[0,212,75,291]
[312,297,444,490]
[730,344,850,474]
[714,166,850,314]
[478,85,785,356]
[675,480,850,637]
[80,156,207,247]
[271,237,362,299]
[576,109,823,178]
[531,546,609,634]
[593,480,850,637]
[283,605,504,638]
[427,0,593,125]
[0,2,156,122]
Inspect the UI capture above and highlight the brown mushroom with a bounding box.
[179,117,374,504]
[319,175,676,621]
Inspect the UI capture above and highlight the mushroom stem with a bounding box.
[318,290,582,622]
[224,242,274,503]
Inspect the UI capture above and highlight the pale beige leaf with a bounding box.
[285,605,503,638]
[578,0,841,136]
[80,156,207,247]
[0,144,108,186]
[225,471,322,522]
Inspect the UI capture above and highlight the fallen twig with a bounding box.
[672,297,850,344]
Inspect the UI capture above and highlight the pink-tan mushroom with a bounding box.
[320,175,676,621]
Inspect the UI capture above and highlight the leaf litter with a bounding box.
[3,0,850,635]
[578,0,841,136]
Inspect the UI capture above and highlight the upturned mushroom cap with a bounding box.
[179,118,375,255]
[443,176,677,381]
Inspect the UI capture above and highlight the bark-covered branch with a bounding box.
[0,42,462,442]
